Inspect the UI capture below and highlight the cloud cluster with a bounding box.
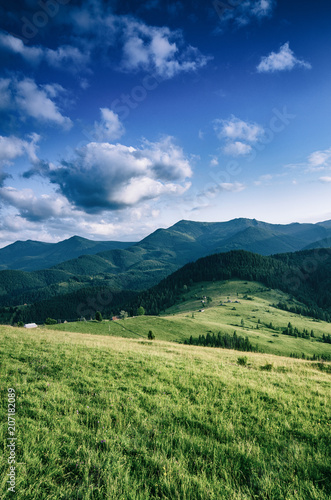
[0,32,90,72]
[24,137,192,213]
[214,115,265,156]
[0,76,72,129]
[257,42,311,73]
[120,19,211,79]
[0,4,211,80]
[216,0,276,28]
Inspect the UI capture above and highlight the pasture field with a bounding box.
[0,325,330,499]
[46,281,331,359]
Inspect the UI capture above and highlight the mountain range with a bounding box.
[0,236,134,272]
[1,218,331,309]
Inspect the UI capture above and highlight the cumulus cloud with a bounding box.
[223,141,253,156]
[0,77,72,129]
[0,134,40,165]
[120,19,211,78]
[215,116,264,143]
[93,108,125,141]
[24,137,192,212]
[214,115,264,156]
[0,187,73,222]
[257,42,311,73]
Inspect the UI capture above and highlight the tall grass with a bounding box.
[0,326,330,499]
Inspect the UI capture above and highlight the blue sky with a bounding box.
[0,0,331,246]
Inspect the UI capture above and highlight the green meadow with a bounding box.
[47,281,331,359]
[1,280,330,499]
[0,323,330,499]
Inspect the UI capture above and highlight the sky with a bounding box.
[0,0,331,247]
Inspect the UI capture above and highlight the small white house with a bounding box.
[24,323,38,329]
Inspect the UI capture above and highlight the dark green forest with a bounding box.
[2,248,331,325]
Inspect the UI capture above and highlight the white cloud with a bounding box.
[217,0,275,27]
[0,134,40,166]
[252,0,274,17]
[320,177,331,183]
[0,188,73,222]
[0,134,41,187]
[0,32,89,72]
[26,137,192,212]
[223,141,252,156]
[0,9,211,80]
[214,116,264,156]
[93,108,125,141]
[120,19,211,79]
[0,32,43,63]
[215,116,264,143]
[257,42,311,73]
[45,45,90,72]
[219,182,246,192]
[308,148,331,170]
[0,77,72,129]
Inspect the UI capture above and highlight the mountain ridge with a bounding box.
[1,217,331,310]
[0,236,136,271]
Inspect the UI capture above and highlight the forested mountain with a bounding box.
[6,247,331,325]
[126,248,331,320]
[1,218,331,273]
[303,237,331,250]
[1,218,331,310]
[0,236,135,271]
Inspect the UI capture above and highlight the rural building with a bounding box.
[24,323,38,329]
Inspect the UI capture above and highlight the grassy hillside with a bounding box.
[0,327,330,499]
[2,245,331,324]
[46,280,331,360]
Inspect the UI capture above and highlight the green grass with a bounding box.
[0,326,330,499]
[47,280,331,359]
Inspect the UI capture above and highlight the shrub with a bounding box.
[148,330,155,340]
[237,356,248,366]
[95,311,103,322]
[260,363,273,371]
[137,306,145,316]
[17,321,24,327]
[45,318,57,325]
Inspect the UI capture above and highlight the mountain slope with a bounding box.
[1,218,331,309]
[303,237,331,250]
[0,236,135,271]
[7,247,331,325]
